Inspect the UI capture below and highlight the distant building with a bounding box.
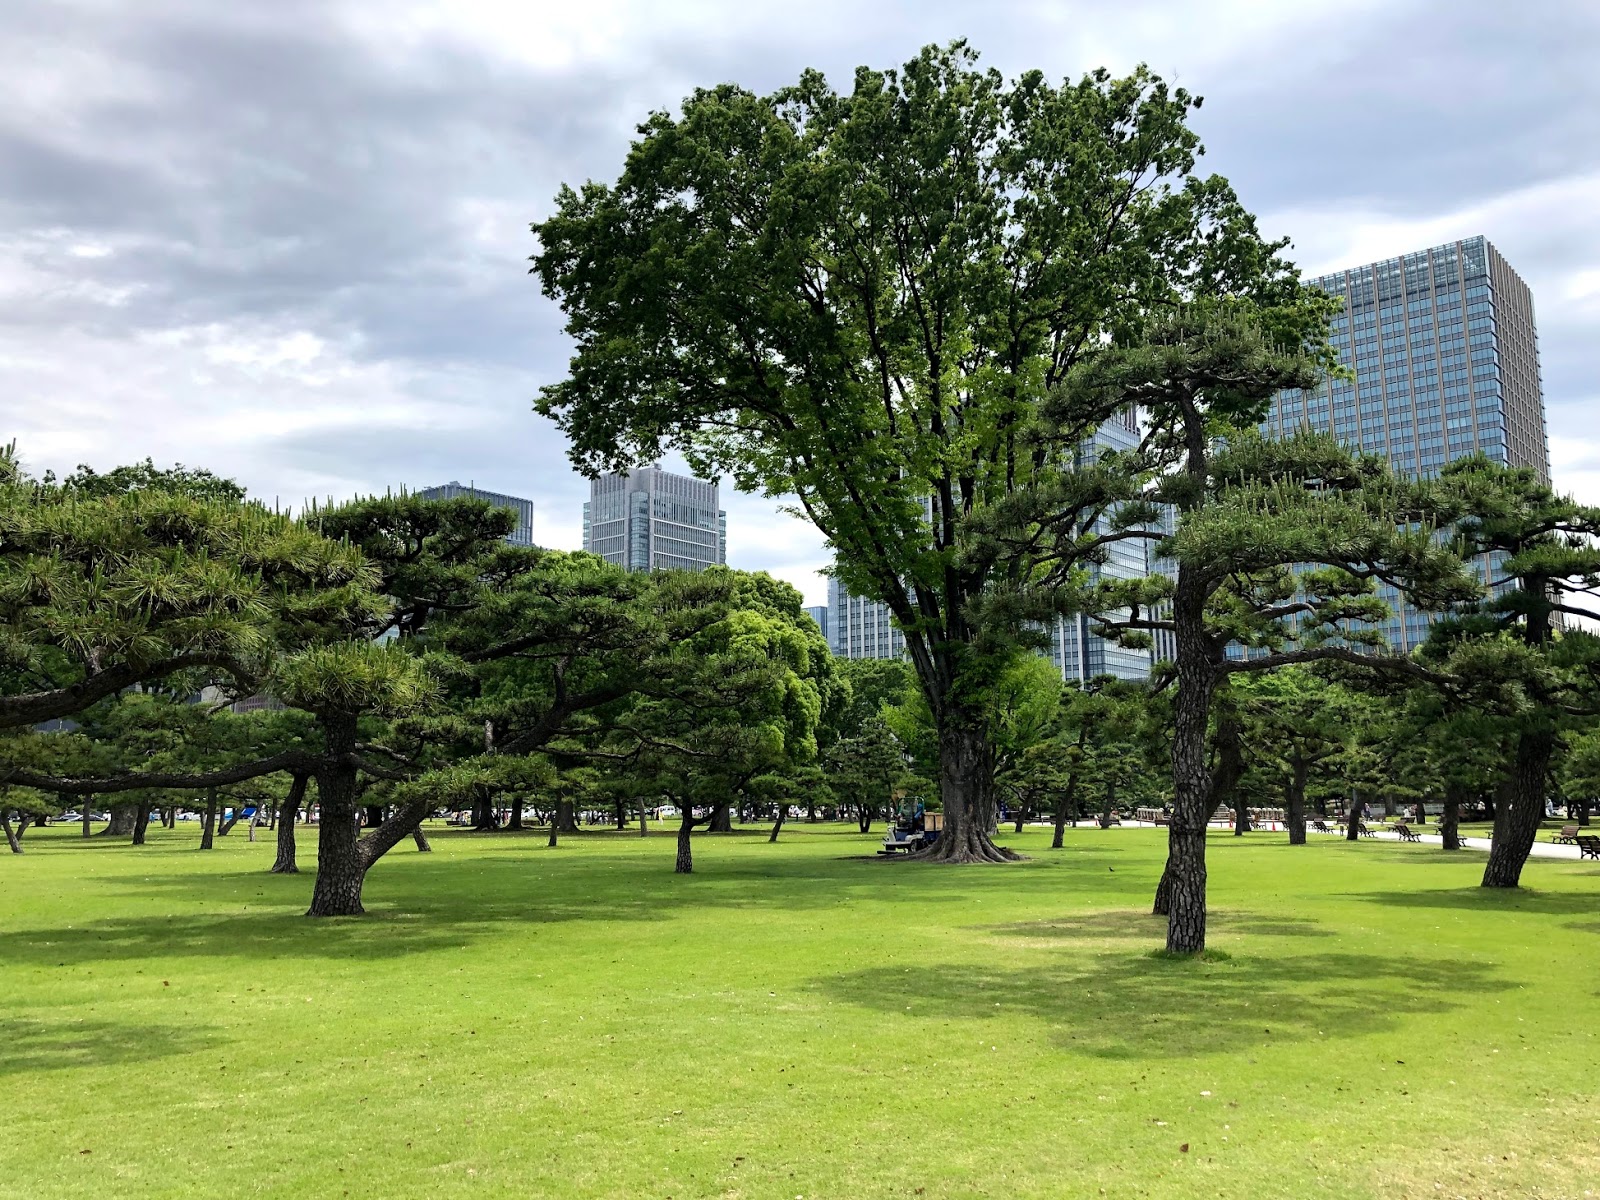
[1265,234,1550,651]
[803,605,828,641]
[824,412,1159,683]
[417,481,535,547]
[582,465,726,572]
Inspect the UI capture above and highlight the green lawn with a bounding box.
[3,822,1597,1199]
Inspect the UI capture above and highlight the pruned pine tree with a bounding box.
[1029,309,1478,953]
[1424,457,1600,886]
[0,444,374,731]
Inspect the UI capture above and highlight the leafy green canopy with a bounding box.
[531,42,1315,724]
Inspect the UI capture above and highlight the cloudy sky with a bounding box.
[5,0,1598,606]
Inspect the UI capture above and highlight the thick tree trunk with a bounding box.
[217,808,240,836]
[1579,798,1591,828]
[200,790,218,850]
[914,717,1018,863]
[2,811,20,854]
[1286,758,1308,846]
[675,806,696,874]
[308,713,366,917]
[99,802,137,837]
[1345,794,1362,842]
[1440,786,1463,852]
[555,799,578,834]
[1482,729,1554,888]
[411,826,431,852]
[272,775,309,873]
[506,796,523,831]
[707,801,732,833]
[1052,761,1082,850]
[614,798,627,830]
[1012,800,1026,835]
[856,801,873,835]
[471,789,498,831]
[1161,567,1217,954]
[132,801,152,846]
[1152,865,1173,917]
[361,804,384,831]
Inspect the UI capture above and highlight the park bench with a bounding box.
[1356,822,1377,839]
[1391,823,1421,843]
[1552,824,1580,844]
[1311,819,1332,834]
[1575,835,1600,861]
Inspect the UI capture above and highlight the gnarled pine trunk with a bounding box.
[675,804,697,874]
[308,713,366,917]
[272,774,309,874]
[99,802,137,837]
[1440,785,1463,851]
[132,801,152,846]
[1161,570,1216,953]
[1286,757,1308,846]
[199,790,218,850]
[1482,729,1554,888]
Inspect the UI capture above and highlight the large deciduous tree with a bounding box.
[530,42,1310,862]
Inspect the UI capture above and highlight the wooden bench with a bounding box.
[1552,824,1580,844]
[1356,822,1377,839]
[1311,819,1332,834]
[1575,835,1600,861]
[1392,823,1421,843]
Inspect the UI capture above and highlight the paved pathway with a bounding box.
[1110,818,1591,861]
[1325,827,1589,860]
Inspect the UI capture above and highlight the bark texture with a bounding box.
[272,774,309,873]
[132,801,152,846]
[1481,730,1554,888]
[99,802,137,837]
[1286,757,1308,846]
[914,719,1019,863]
[1440,785,1463,852]
[199,790,218,850]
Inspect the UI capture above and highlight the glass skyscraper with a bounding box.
[416,481,535,547]
[1265,235,1551,650]
[582,465,727,572]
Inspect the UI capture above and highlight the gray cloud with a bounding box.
[4,0,1599,606]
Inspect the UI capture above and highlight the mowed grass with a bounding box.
[2,821,1597,1199]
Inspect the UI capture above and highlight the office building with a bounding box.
[803,605,829,642]
[1265,234,1550,650]
[416,481,535,547]
[582,465,727,572]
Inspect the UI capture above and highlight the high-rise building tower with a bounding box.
[1265,234,1550,650]
[582,465,727,572]
[803,605,829,642]
[417,481,535,547]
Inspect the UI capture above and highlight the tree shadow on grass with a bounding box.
[0,1017,225,1078]
[982,909,1336,942]
[817,949,1511,1059]
[1345,888,1600,917]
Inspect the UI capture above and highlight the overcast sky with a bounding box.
[5,0,1598,606]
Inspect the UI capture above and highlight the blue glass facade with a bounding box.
[417,481,535,547]
[1265,235,1550,651]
